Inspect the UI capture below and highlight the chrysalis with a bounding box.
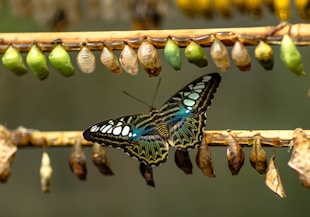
[274,0,290,21]
[254,40,274,70]
[174,149,193,175]
[249,135,267,174]
[92,143,114,175]
[48,44,75,77]
[26,44,49,80]
[210,38,230,72]
[231,40,251,72]
[175,0,196,18]
[100,47,121,74]
[214,0,231,18]
[265,155,286,198]
[69,138,87,180]
[137,41,162,77]
[185,41,208,68]
[139,162,155,187]
[77,46,96,74]
[2,45,27,76]
[196,137,215,177]
[245,0,262,18]
[119,45,138,75]
[288,128,310,189]
[226,133,245,176]
[280,34,305,76]
[40,152,53,193]
[295,0,310,20]
[164,39,182,71]
[0,125,17,183]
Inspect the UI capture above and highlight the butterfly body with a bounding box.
[83,73,221,167]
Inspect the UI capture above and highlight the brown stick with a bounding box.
[1,23,310,53]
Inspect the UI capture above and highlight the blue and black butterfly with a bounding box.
[83,73,221,167]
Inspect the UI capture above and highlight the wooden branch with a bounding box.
[1,23,310,53]
[8,126,309,148]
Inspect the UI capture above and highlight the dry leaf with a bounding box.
[40,152,53,193]
[288,128,310,188]
[139,162,155,187]
[266,155,286,198]
[226,133,245,175]
[92,143,114,175]
[250,135,267,174]
[69,138,87,180]
[174,149,193,174]
[196,137,215,177]
[0,125,17,183]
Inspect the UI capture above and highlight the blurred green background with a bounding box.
[0,1,310,217]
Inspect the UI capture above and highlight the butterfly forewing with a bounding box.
[83,73,221,166]
[161,73,221,149]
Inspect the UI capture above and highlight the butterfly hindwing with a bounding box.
[83,114,169,166]
[161,73,221,149]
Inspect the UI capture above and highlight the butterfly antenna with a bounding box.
[151,77,161,107]
[122,91,152,109]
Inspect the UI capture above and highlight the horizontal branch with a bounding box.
[8,126,309,148]
[1,23,310,53]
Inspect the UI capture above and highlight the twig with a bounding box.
[1,23,310,53]
[8,126,309,148]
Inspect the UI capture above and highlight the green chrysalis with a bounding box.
[164,39,182,71]
[185,41,208,68]
[254,40,274,71]
[26,44,49,80]
[2,45,27,76]
[48,44,75,77]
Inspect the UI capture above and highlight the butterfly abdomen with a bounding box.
[149,109,169,139]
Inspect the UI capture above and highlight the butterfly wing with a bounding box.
[83,114,169,166]
[160,73,221,149]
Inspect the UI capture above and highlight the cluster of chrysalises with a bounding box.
[176,0,309,21]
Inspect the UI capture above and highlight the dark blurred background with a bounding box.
[0,0,310,217]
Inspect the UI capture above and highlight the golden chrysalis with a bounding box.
[226,133,245,176]
[174,149,193,175]
[137,41,162,77]
[254,40,274,70]
[69,138,87,181]
[288,128,310,189]
[48,44,75,77]
[210,38,230,72]
[119,45,138,75]
[40,152,53,193]
[249,135,267,174]
[26,44,49,80]
[92,143,114,175]
[196,137,215,177]
[231,40,251,72]
[100,47,121,74]
[2,45,27,76]
[139,162,155,187]
[265,155,286,198]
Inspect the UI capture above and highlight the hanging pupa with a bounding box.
[265,155,286,198]
[288,128,310,189]
[196,137,215,177]
[2,45,27,76]
[48,44,75,77]
[139,162,155,187]
[69,138,87,180]
[174,149,193,175]
[137,41,162,77]
[249,135,267,174]
[280,34,305,76]
[26,44,49,80]
[119,45,138,75]
[77,46,96,74]
[226,133,245,176]
[214,0,232,18]
[164,39,182,71]
[231,40,251,72]
[210,38,230,72]
[40,152,53,193]
[184,41,208,68]
[100,47,121,74]
[254,40,274,70]
[274,0,290,21]
[295,0,310,20]
[175,0,196,18]
[92,143,114,175]
[0,125,17,183]
[245,0,262,18]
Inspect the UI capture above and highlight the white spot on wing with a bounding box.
[122,126,130,136]
[90,125,99,132]
[113,126,122,135]
[183,99,195,106]
[102,125,112,133]
[188,92,199,100]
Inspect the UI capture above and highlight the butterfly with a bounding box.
[83,73,221,167]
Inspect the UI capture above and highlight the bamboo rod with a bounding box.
[8,127,309,148]
[1,23,310,53]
